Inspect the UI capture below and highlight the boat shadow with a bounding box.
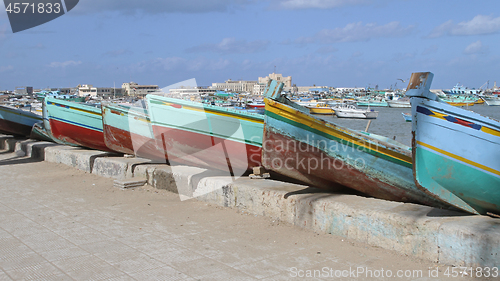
[0,153,43,166]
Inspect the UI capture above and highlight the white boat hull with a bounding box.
[387,100,411,108]
[484,97,500,106]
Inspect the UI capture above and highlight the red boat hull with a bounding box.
[152,125,261,175]
[0,119,33,136]
[50,119,113,152]
[103,124,166,161]
[263,128,424,202]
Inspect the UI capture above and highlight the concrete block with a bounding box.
[92,157,155,179]
[150,165,230,200]
[14,139,39,157]
[437,216,500,267]
[44,146,113,173]
[0,135,16,151]
[24,141,59,160]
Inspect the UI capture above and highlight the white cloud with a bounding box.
[276,0,370,9]
[186,38,269,54]
[49,61,82,68]
[463,40,488,55]
[297,21,414,44]
[429,15,500,38]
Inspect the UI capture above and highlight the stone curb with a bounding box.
[2,136,499,268]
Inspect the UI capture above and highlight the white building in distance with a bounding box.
[122,82,159,97]
[211,79,258,93]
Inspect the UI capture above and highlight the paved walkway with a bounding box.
[0,150,478,280]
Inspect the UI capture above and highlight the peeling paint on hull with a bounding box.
[151,125,262,175]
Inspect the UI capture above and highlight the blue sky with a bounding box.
[0,0,499,90]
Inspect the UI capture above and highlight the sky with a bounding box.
[0,0,499,91]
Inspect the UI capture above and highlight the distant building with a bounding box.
[168,86,215,96]
[14,86,33,95]
[77,85,97,97]
[75,85,122,98]
[253,84,267,95]
[258,73,292,88]
[122,82,159,97]
[211,79,258,93]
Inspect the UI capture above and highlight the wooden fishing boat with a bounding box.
[102,102,164,161]
[0,105,42,136]
[387,99,411,108]
[30,122,54,142]
[402,112,412,122]
[304,103,335,115]
[333,103,378,119]
[356,99,388,107]
[483,96,500,106]
[45,97,113,152]
[407,72,500,215]
[261,80,444,206]
[146,95,264,175]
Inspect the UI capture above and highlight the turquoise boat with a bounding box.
[146,95,264,176]
[261,80,445,206]
[407,72,500,215]
[45,97,112,152]
[102,102,164,160]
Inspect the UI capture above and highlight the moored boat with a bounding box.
[387,99,411,108]
[402,112,412,122]
[333,103,378,119]
[102,102,164,160]
[304,103,335,115]
[406,72,500,215]
[45,97,113,152]
[261,80,445,206]
[0,104,42,136]
[30,122,54,142]
[146,95,264,176]
[483,96,500,106]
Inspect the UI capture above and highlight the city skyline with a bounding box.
[1,0,499,91]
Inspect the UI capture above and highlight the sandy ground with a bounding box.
[0,150,490,280]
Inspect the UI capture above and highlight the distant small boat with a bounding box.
[402,112,412,122]
[246,102,265,108]
[484,96,500,106]
[442,83,482,95]
[304,103,335,115]
[45,97,113,152]
[387,99,411,108]
[334,103,378,119]
[356,100,388,107]
[407,72,500,215]
[0,105,42,136]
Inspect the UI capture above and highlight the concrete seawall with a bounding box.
[3,135,499,269]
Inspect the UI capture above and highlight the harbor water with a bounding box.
[320,104,500,147]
